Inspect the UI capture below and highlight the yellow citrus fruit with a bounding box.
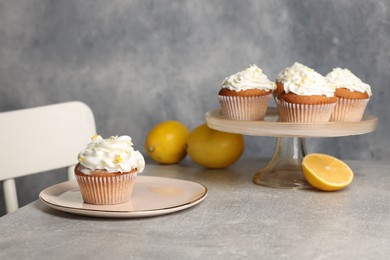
[302,153,354,191]
[145,120,190,164]
[186,124,244,169]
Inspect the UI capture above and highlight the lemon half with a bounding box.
[302,153,354,191]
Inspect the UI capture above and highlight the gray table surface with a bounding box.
[0,158,389,260]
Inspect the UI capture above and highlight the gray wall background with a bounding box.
[1,0,389,215]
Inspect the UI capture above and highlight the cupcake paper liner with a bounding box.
[330,98,369,122]
[218,94,271,121]
[76,171,137,205]
[275,98,336,122]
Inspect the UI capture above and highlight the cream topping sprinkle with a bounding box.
[221,64,276,92]
[326,68,372,96]
[78,135,145,174]
[276,62,335,97]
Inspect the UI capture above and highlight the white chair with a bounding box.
[0,101,96,214]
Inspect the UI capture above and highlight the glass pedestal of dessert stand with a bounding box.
[205,108,378,189]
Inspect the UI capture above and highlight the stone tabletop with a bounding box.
[0,158,389,260]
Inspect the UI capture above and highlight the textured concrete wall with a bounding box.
[1,0,389,215]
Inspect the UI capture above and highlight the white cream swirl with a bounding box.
[221,64,276,92]
[326,68,372,96]
[78,135,145,174]
[276,62,335,97]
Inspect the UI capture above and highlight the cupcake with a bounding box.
[75,135,145,205]
[275,62,337,122]
[218,64,276,120]
[326,68,372,122]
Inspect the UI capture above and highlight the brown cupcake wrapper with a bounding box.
[275,98,336,122]
[330,98,369,122]
[76,171,137,205]
[218,94,271,121]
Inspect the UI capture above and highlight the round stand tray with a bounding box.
[206,108,378,189]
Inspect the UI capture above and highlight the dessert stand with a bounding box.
[206,107,378,189]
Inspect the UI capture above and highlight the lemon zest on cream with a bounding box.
[114,155,123,164]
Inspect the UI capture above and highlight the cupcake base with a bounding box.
[276,98,336,122]
[330,97,369,122]
[218,94,271,121]
[75,166,137,205]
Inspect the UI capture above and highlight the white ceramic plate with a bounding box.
[39,176,208,218]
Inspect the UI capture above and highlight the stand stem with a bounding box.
[253,137,311,189]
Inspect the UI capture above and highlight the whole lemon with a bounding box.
[145,120,190,164]
[186,124,244,169]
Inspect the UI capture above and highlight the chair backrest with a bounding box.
[0,101,96,213]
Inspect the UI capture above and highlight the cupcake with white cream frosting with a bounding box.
[326,68,372,122]
[75,135,145,205]
[218,64,275,120]
[275,62,337,122]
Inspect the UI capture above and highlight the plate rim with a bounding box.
[39,176,208,218]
